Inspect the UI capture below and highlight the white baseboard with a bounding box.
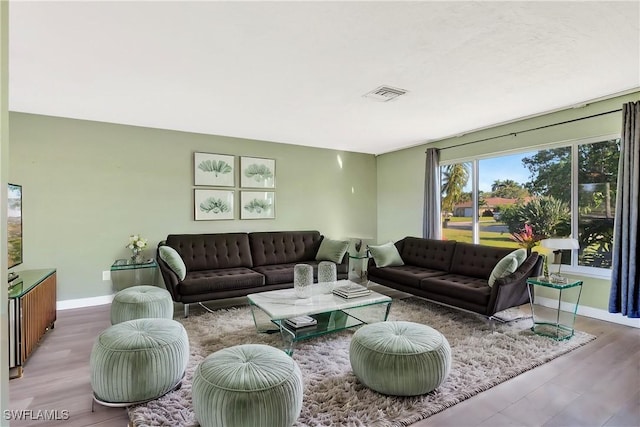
[57,294,114,311]
[55,293,640,328]
[535,296,640,328]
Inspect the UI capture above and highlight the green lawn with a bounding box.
[443,218,521,249]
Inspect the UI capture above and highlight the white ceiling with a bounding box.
[8,1,640,155]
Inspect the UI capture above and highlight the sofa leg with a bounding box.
[184,304,189,318]
[197,302,216,314]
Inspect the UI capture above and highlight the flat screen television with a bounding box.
[8,183,22,270]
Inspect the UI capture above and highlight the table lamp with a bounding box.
[540,238,579,279]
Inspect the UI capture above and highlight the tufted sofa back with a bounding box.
[448,242,513,279]
[166,233,253,271]
[249,231,322,267]
[399,237,457,271]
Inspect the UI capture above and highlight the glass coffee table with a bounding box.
[248,280,392,355]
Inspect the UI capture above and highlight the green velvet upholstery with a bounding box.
[192,344,303,427]
[315,238,349,264]
[349,321,451,396]
[110,285,173,324]
[488,248,528,287]
[368,242,404,268]
[90,318,189,404]
[159,245,187,280]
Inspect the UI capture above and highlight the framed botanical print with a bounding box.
[194,152,235,187]
[240,191,275,219]
[194,189,234,220]
[240,156,275,188]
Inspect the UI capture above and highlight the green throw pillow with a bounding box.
[512,248,528,267]
[488,249,527,287]
[368,242,404,268]
[315,238,349,264]
[159,246,187,281]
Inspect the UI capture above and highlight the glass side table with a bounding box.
[526,276,583,341]
[110,258,158,291]
[348,253,370,285]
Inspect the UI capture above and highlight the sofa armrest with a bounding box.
[156,243,183,303]
[487,252,542,315]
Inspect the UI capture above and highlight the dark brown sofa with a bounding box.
[367,237,543,316]
[157,230,348,316]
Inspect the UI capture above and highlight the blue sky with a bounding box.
[458,151,537,193]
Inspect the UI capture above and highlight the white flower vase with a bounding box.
[294,264,313,298]
[318,261,337,283]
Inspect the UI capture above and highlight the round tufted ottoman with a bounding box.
[350,321,451,396]
[110,285,173,324]
[90,318,189,406]
[192,344,303,427]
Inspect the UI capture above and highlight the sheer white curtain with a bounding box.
[423,148,441,239]
[609,101,639,318]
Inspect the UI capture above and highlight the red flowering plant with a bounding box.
[510,224,542,250]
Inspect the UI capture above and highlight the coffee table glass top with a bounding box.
[248,280,392,354]
[247,280,392,320]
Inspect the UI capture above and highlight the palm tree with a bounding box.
[441,163,470,216]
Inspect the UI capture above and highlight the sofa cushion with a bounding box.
[179,268,264,296]
[369,242,404,268]
[249,231,322,267]
[448,242,513,280]
[315,238,349,264]
[158,246,187,280]
[166,233,253,272]
[420,274,492,307]
[368,265,448,289]
[399,237,457,271]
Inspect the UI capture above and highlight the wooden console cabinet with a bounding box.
[8,268,57,378]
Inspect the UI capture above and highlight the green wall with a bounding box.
[376,91,640,312]
[8,113,377,301]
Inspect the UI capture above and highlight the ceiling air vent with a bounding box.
[363,85,408,102]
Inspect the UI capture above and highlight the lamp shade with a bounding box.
[540,238,579,250]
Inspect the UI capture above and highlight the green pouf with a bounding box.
[110,285,173,324]
[350,321,451,396]
[90,318,189,404]
[193,344,303,427]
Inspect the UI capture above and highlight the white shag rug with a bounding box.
[128,297,595,427]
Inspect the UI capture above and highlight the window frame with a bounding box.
[440,133,619,279]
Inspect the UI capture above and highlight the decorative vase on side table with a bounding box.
[126,234,148,265]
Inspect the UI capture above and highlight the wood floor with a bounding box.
[8,288,640,427]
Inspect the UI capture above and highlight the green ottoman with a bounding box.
[192,344,303,427]
[90,318,189,406]
[349,321,451,396]
[110,285,173,324]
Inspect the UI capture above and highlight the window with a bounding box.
[440,137,620,273]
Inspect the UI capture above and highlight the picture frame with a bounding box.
[194,189,234,220]
[240,191,275,219]
[240,156,275,188]
[194,152,235,187]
